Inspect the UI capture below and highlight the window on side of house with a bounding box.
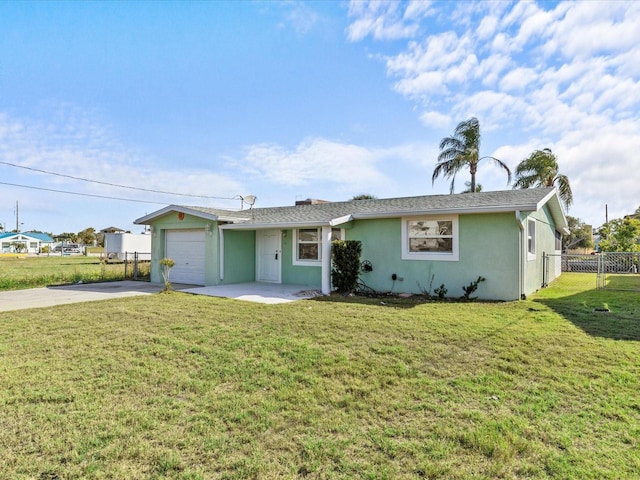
[293,227,343,266]
[555,230,562,252]
[527,219,536,259]
[401,215,459,261]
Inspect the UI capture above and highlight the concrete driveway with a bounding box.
[0,281,168,312]
[0,281,324,312]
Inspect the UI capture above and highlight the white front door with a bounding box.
[256,229,281,283]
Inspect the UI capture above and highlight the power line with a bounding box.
[0,160,236,200]
[0,181,173,205]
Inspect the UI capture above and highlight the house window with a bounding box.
[528,219,536,259]
[401,215,459,261]
[297,228,319,261]
[293,227,343,265]
[555,230,562,252]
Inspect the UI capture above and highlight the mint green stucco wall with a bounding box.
[148,212,219,285]
[221,230,255,284]
[348,213,521,300]
[280,229,322,287]
[524,206,559,296]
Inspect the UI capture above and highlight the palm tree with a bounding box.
[462,181,482,193]
[512,148,573,210]
[433,117,511,194]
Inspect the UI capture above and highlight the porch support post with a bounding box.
[321,225,332,295]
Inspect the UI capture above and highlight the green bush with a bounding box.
[331,240,362,293]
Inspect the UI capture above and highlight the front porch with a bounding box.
[180,282,324,304]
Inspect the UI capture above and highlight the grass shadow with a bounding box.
[534,285,640,341]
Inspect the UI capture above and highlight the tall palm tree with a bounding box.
[512,148,573,210]
[433,117,512,194]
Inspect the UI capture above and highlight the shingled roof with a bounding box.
[135,187,567,231]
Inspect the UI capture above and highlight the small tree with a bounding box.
[351,194,377,200]
[160,257,175,291]
[598,217,640,252]
[77,227,96,246]
[331,240,362,293]
[564,216,595,251]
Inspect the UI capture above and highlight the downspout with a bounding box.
[219,227,225,281]
[321,226,332,295]
[515,210,525,300]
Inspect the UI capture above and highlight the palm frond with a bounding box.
[555,174,573,209]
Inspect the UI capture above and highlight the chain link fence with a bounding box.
[543,253,639,292]
[115,252,151,281]
[596,252,640,291]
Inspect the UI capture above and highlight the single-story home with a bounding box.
[0,231,55,254]
[134,187,567,301]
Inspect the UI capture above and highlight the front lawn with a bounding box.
[0,255,149,290]
[0,273,638,479]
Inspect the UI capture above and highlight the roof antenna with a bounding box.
[237,195,257,210]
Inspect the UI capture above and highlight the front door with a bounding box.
[256,229,281,283]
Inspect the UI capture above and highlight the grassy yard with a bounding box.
[0,273,638,479]
[0,255,149,290]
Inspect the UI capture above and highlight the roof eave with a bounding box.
[220,220,329,230]
[537,189,568,232]
[352,204,538,220]
[134,205,247,224]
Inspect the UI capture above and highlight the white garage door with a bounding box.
[165,229,206,285]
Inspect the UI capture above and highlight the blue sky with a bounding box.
[1,0,638,234]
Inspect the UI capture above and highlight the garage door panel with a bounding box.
[165,230,206,285]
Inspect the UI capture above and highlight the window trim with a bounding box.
[554,230,562,252]
[292,227,344,266]
[527,218,536,260]
[401,215,459,261]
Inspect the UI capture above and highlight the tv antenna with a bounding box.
[237,195,257,210]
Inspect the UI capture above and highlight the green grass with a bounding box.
[0,255,149,290]
[0,273,638,478]
[601,273,640,291]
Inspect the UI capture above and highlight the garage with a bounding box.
[165,229,206,285]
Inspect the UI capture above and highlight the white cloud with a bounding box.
[499,67,536,92]
[404,0,435,21]
[476,14,498,41]
[544,1,640,59]
[237,137,391,189]
[346,0,433,41]
[419,111,450,128]
[282,2,319,35]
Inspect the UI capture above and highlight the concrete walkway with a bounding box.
[182,282,323,304]
[0,281,323,312]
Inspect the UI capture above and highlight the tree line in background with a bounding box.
[18,227,129,247]
[598,207,640,252]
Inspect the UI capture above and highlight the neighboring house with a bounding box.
[134,187,567,301]
[0,231,55,254]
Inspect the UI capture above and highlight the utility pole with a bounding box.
[15,201,19,232]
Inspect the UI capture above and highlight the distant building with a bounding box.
[0,231,55,254]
